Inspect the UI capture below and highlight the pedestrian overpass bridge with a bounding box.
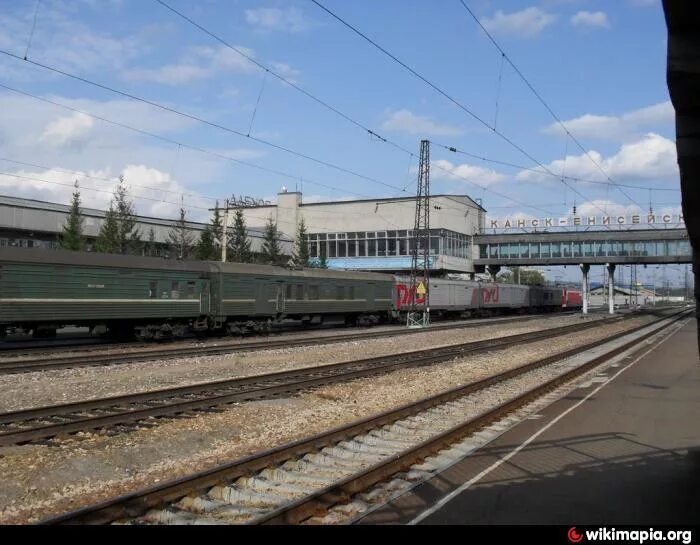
[473,228,691,314]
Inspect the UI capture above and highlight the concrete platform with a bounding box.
[359,318,700,525]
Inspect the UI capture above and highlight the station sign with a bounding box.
[488,213,684,230]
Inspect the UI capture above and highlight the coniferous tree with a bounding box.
[167,207,194,260]
[260,216,282,265]
[228,208,252,263]
[195,224,215,260]
[95,204,120,253]
[113,179,141,254]
[292,217,310,268]
[144,227,157,257]
[60,181,85,251]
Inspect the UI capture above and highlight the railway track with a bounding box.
[0,311,594,374]
[37,309,691,525]
[0,313,635,447]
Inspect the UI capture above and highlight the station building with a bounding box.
[238,189,486,274]
[0,194,293,256]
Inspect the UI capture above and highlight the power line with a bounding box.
[0,48,405,195]
[432,141,682,192]
[310,0,619,218]
[456,0,650,213]
[0,82,374,202]
[155,0,415,159]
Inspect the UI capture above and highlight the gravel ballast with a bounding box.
[0,315,653,524]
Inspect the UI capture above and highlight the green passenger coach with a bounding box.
[0,248,394,340]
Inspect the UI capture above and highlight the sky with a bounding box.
[0,0,688,287]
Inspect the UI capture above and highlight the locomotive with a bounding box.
[0,247,581,340]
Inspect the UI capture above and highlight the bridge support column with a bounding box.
[580,263,590,315]
[486,265,500,282]
[606,263,616,315]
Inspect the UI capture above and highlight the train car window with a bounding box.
[171,281,180,299]
[286,284,293,299]
[309,285,319,300]
[336,286,345,300]
[348,286,355,300]
[296,284,305,300]
[149,281,157,299]
[187,281,195,298]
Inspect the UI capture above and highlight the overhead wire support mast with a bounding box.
[407,140,431,329]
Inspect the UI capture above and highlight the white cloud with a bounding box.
[0,165,213,222]
[245,7,312,32]
[381,109,463,136]
[544,101,674,141]
[482,7,556,38]
[39,112,94,148]
[516,133,679,184]
[432,159,506,187]
[571,11,610,28]
[0,6,139,73]
[123,45,259,85]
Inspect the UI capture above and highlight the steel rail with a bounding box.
[0,314,630,446]
[36,309,689,525]
[0,311,588,373]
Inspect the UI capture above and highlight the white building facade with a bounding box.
[238,190,486,273]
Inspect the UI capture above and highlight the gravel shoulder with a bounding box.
[0,315,651,524]
[0,314,601,412]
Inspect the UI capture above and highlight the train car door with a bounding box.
[276,283,286,313]
[200,280,210,314]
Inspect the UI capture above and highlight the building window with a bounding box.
[149,281,157,299]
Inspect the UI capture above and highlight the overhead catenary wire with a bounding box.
[0,82,375,202]
[310,0,629,219]
[432,141,681,192]
[456,0,651,213]
[0,48,405,195]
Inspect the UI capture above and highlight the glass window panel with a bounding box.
[309,242,318,258]
[368,239,376,256]
[367,232,376,238]
[378,239,386,256]
[644,242,654,256]
[328,241,337,258]
[551,242,562,258]
[489,245,498,258]
[337,241,347,257]
[529,243,540,258]
[572,242,582,257]
[318,234,327,241]
[679,240,691,255]
[377,231,386,238]
[399,239,408,255]
[656,241,665,256]
[346,233,355,239]
[347,240,356,257]
[667,240,679,256]
[584,242,594,257]
[388,239,396,255]
[562,242,572,258]
[520,243,529,258]
[510,243,519,258]
[540,243,550,258]
[357,240,366,256]
[399,230,408,237]
[431,237,440,255]
[481,245,488,259]
[387,231,396,238]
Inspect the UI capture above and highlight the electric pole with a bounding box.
[407,139,430,328]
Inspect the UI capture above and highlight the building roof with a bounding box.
[0,194,292,241]
[236,193,487,213]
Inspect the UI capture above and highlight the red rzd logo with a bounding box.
[482,285,499,304]
[568,527,584,543]
[395,284,426,306]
